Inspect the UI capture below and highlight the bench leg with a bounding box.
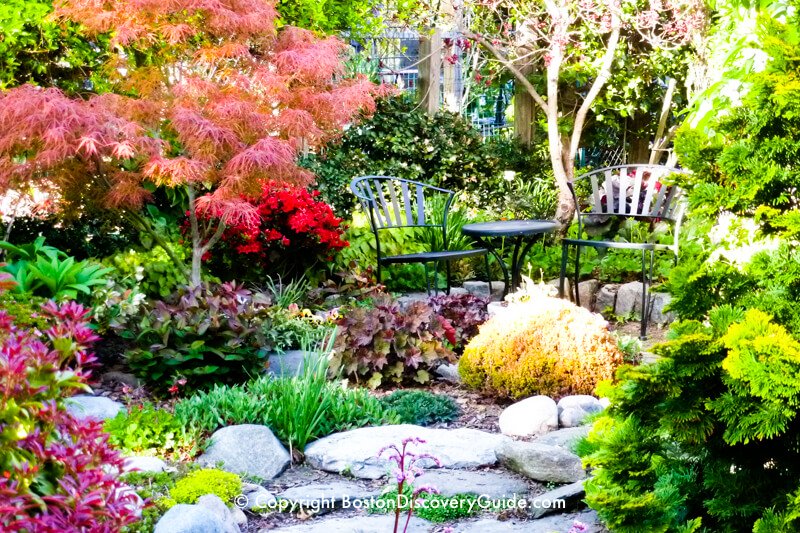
[559,243,568,299]
[485,254,493,297]
[574,244,581,307]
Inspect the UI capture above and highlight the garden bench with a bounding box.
[350,175,488,294]
[558,164,688,339]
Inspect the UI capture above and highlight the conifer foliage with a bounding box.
[0,0,380,285]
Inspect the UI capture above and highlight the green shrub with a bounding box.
[583,306,800,532]
[379,390,460,426]
[121,282,273,393]
[0,236,113,302]
[459,296,623,399]
[169,469,241,505]
[0,291,49,331]
[260,307,334,354]
[104,403,201,461]
[174,370,399,450]
[104,245,192,299]
[331,294,456,389]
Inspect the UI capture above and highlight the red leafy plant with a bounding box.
[428,293,490,351]
[198,182,348,279]
[331,295,455,389]
[0,293,141,531]
[0,0,382,287]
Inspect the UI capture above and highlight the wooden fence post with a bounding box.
[418,29,442,115]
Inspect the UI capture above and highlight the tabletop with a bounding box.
[461,219,558,238]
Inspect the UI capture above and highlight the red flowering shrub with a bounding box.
[199,182,348,279]
[0,289,141,531]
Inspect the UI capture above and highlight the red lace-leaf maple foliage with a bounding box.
[0,0,383,284]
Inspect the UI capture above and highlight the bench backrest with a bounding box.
[350,175,455,231]
[570,165,688,234]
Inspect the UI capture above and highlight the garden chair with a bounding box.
[350,175,488,294]
[558,164,688,339]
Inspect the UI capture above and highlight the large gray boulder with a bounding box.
[123,456,168,474]
[557,395,604,428]
[649,292,674,324]
[154,504,230,533]
[499,396,558,437]
[497,440,586,484]
[615,282,644,318]
[535,426,591,453]
[577,280,600,310]
[594,284,619,314]
[66,395,124,421]
[304,424,510,479]
[198,424,290,480]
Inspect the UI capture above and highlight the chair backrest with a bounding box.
[350,176,455,232]
[570,164,688,233]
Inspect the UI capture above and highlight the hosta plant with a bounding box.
[120,282,272,393]
[0,290,141,530]
[0,237,113,302]
[331,295,456,388]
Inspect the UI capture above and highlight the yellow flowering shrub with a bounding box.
[459,296,623,399]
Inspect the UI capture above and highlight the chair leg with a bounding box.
[559,244,568,299]
[640,249,648,340]
[424,263,430,296]
[445,260,452,295]
[574,244,581,306]
[485,254,493,297]
[376,262,382,286]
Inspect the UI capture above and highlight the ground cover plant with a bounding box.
[104,403,202,461]
[379,390,461,426]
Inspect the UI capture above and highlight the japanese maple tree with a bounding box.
[0,0,380,285]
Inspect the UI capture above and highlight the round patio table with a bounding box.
[462,220,558,296]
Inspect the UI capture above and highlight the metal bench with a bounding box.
[558,164,688,338]
[350,175,488,294]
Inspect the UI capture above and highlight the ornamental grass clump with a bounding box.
[459,296,623,399]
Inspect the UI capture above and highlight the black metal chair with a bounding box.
[350,175,488,294]
[558,165,688,339]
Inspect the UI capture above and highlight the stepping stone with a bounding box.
[277,481,379,508]
[529,480,586,519]
[453,510,605,532]
[198,424,290,480]
[534,426,591,453]
[434,363,461,383]
[304,424,510,479]
[420,469,529,499]
[66,395,124,421]
[265,514,429,532]
[497,440,586,484]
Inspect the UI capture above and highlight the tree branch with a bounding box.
[568,15,622,165]
[467,32,549,113]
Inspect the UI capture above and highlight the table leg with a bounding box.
[510,237,523,291]
[475,237,510,298]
